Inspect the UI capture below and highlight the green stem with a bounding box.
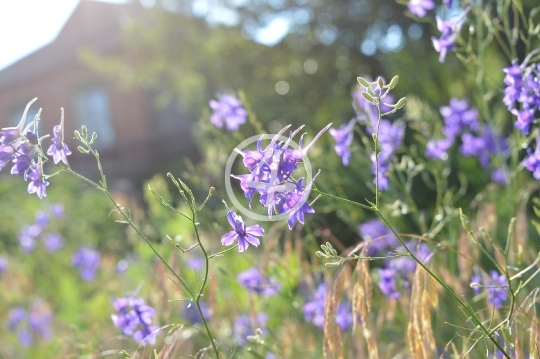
[375,211,511,358]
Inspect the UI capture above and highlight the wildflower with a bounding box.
[523,146,540,180]
[503,61,524,110]
[237,268,280,296]
[0,145,14,171]
[329,120,355,165]
[26,162,49,199]
[470,271,508,308]
[184,301,211,325]
[491,168,508,184]
[425,137,453,160]
[50,204,65,218]
[7,301,53,346]
[359,219,398,256]
[47,112,71,164]
[431,8,470,63]
[408,0,434,18]
[222,209,265,252]
[186,257,204,271]
[273,175,320,230]
[111,297,159,345]
[0,99,36,147]
[116,260,129,274]
[440,98,479,138]
[44,232,63,253]
[460,127,508,168]
[470,274,482,295]
[0,256,8,275]
[11,142,33,175]
[72,247,101,280]
[302,283,353,331]
[233,313,267,346]
[18,225,41,252]
[209,94,247,131]
[378,268,400,299]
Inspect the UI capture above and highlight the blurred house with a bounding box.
[0,0,195,183]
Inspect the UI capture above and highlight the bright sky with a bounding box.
[0,0,129,71]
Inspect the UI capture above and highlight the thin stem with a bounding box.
[311,188,374,211]
[375,211,511,358]
[208,244,239,259]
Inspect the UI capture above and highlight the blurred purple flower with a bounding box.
[72,247,101,280]
[378,268,400,299]
[329,120,355,166]
[47,118,71,164]
[470,271,508,308]
[440,98,479,138]
[408,0,434,17]
[460,127,508,168]
[111,297,159,345]
[491,168,509,185]
[209,94,247,131]
[0,145,14,171]
[26,163,49,199]
[233,313,267,346]
[116,259,129,274]
[34,210,49,228]
[0,256,8,275]
[44,232,63,253]
[237,268,280,296]
[302,283,353,331]
[222,209,265,252]
[18,225,41,252]
[470,273,482,295]
[50,203,65,218]
[359,219,398,256]
[184,301,211,325]
[523,145,540,180]
[186,257,204,271]
[426,137,454,160]
[431,8,470,63]
[7,302,53,346]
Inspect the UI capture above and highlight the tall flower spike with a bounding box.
[47,108,72,165]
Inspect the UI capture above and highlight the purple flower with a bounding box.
[18,225,41,252]
[444,0,452,6]
[440,98,479,138]
[47,117,71,164]
[233,313,267,346]
[72,247,101,280]
[7,301,53,346]
[237,268,280,296]
[302,283,353,331]
[426,137,454,160]
[0,256,8,275]
[116,260,129,274]
[222,209,265,252]
[34,210,49,228]
[209,94,247,131]
[460,126,508,168]
[491,168,508,184]
[0,145,15,171]
[186,257,204,271]
[523,145,540,180]
[378,268,400,299]
[431,8,470,63]
[329,120,355,165]
[359,219,398,256]
[184,301,211,325]
[50,204,64,218]
[26,163,49,199]
[233,124,330,226]
[44,232,64,253]
[470,271,508,308]
[408,0,434,18]
[111,297,159,345]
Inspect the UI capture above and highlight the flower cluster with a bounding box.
[302,283,353,331]
[233,313,268,346]
[237,268,280,296]
[18,206,65,253]
[8,301,53,346]
[209,94,248,131]
[233,124,330,229]
[332,80,404,190]
[360,219,432,299]
[0,101,71,199]
[503,60,540,135]
[470,270,508,308]
[426,98,508,183]
[72,246,101,280]
[111,297,159,345]
[431,8,470,63]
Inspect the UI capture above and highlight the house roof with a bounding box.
[0,0,140,92]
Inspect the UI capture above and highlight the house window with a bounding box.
[73,85,115,148]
